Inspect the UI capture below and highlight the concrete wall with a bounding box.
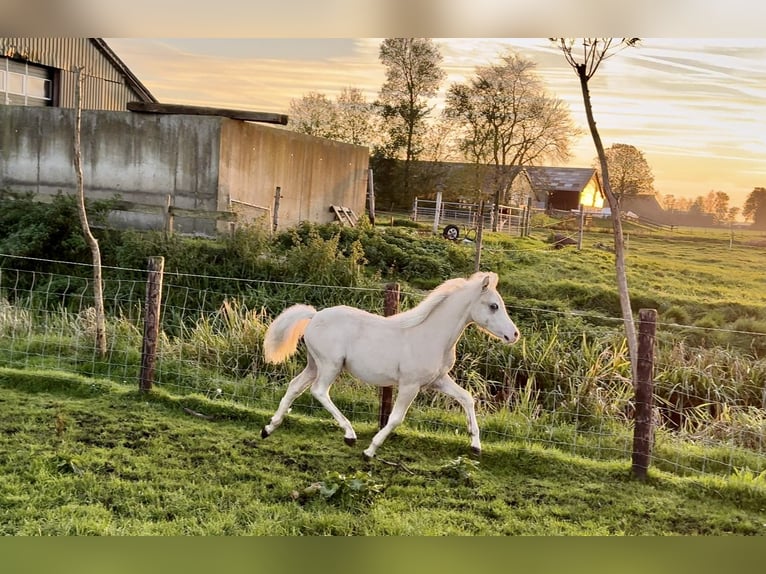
[218,120,369,231]
[0,105,369,235]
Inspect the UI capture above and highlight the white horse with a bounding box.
[261,271,520,459]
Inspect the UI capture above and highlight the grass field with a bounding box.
[2,368,765,536]
[2,215,766,535]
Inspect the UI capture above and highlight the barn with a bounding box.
[0,38,369,235]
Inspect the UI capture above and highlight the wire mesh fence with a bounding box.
[1,255,765,479]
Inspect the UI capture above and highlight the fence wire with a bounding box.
[1,258,765,479]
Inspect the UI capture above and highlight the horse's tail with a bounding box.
[263,304,317,364]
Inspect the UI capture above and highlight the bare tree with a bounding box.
[72,66,107,357]
[445,52,579,228]
[553,38,640,384]
[599,143,655,198]
[378,38,446,198]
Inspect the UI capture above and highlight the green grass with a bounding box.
[1,367,765,535]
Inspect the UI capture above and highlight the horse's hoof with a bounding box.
[362,452,373,462]
[344,437,357,447]
[470,446,482,458]
[260,427,270,439]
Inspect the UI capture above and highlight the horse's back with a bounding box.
[303,305,404,381]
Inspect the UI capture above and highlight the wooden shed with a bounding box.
[519,166,605,212]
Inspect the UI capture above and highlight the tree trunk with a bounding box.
[577,68,638,384]
[73,66,107,357]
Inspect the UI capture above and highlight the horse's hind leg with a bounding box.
[363,383,420,460]
[261,361,317,438]
[310,362,357,446]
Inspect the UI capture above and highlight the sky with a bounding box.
[105,37,766,210]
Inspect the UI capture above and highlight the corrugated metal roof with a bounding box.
[0,37,156,109]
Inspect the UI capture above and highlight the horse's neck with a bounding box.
[412,288,473,349]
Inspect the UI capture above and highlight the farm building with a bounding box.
[384,160,604,214]
[0,38,369,235]
[516,166,605,212]
[1,37,156,109]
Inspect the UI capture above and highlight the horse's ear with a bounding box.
[481,274,491,292]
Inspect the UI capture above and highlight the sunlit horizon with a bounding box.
[107,37,766,211]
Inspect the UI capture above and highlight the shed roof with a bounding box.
[91,38,157,103]
[523,166,598,193]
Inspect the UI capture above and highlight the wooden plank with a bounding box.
[344,207,359,226]
[109,199,237,221]
[333,205,358,227]
[127,101,288,125]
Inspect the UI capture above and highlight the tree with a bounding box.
[72,66,107,357]
[553,37,640,385]
[287,92,339,139]
[704,190,732,224]
[743,187,766,229]
[378,38,446,198]
[599,143,655,198]
[445,52,579,227]
[335,87,377,148]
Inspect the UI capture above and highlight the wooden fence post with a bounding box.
[272,186,281,234]
[632,308,657,480]
[473,200,485,272]
[139,256,164,393]
[525,197,532,237]
[164,194,174,236]
[432,191,442,235]
[379,283,400,428]
[367,168,376,226]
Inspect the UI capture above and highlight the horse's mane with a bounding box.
[393,272,497,329]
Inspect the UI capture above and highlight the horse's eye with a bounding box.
[489,303,499,312]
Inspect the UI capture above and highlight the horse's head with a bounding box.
[469,272,520,345]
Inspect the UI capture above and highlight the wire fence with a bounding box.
[1,255,765,479]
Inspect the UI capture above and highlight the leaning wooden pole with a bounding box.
[139,257,165,393]
[73,66,107,357]
[378,283,400,428]
[631,308,657,480]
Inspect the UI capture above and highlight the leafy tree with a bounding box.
[287,87,378,148]
[445,52,579,228]
[702,190,732,224]
[377,38,446,198]
[287,92,339,139]
[743,187,766,229]
[335,87,377,148]
[553,37,640,385]
[599,143,655,198]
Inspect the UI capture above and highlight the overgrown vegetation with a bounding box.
[1,192,766,533]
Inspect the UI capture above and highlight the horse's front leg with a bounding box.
[430,375,482,456]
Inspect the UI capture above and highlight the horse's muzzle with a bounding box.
[504,330,521,344]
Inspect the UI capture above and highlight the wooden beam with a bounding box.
[127,101,288,125]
